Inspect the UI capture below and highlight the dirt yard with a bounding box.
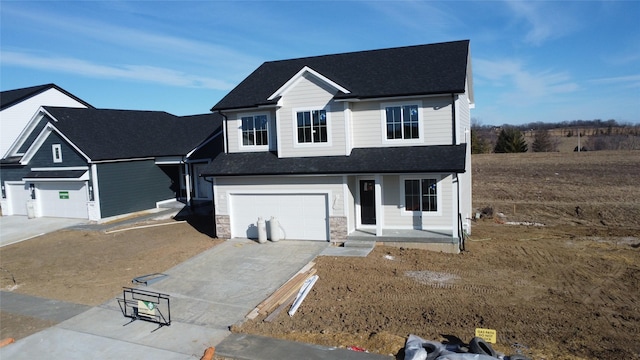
[1,150,639,359]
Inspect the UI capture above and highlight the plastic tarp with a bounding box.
[404,334,502,360]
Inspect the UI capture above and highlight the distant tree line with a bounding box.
[470,118,640,154]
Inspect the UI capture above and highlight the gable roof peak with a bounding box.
[267,66,351,101]
[212,40,471,111]
[1,83,94,110]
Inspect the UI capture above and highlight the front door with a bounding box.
[359,180,376,225]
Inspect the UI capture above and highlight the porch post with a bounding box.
[375,174,382,236]
[184,163,192,207]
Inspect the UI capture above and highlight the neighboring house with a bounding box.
[0,107,223,220]
[201,40,474,252]
[0,83,93,159]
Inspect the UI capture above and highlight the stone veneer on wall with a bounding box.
[329,216,347,242]
[215,215,231,239]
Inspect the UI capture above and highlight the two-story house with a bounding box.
[201,40,473,252]
[0,84,93,160]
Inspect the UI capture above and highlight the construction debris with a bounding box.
[288,274,319,317]
[246,261,317,320]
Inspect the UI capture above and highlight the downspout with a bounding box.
[217,111,229,154]
[452,94,464,251]
[455,173,465,252]
[451,93,457,145]
[184,161,192,208]
[202,176,217,238]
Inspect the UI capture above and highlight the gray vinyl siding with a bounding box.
[214,175,345,217]
[382,174,453,230]
[456,89,472,233]
[456,92,471,145]
[351,95,454,148]
[18,117,49,154]
[96,159,174,218]
[1,131,87,189]
[30,132,87,167]
[423,97,455,145]
[277,74,346,158]
[0,166,30,184]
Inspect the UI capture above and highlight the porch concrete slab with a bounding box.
[216,333,393,360]
[320,246,374,257]
[0,291,91,322]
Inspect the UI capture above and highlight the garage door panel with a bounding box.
[6,183,30,216]
[230,194,328,241]
[37,182,89,219]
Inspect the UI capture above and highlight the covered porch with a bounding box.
[346,228,462,253]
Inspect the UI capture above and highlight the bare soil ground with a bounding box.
[0,212,221,339]
[1,150,639,360]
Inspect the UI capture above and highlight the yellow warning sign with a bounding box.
[475,328,497,343]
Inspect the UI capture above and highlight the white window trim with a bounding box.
[52,144,62,163]
[292,106,332,148]
[399,175,442,217]
[237,113,270,151]
[380,100,424,145]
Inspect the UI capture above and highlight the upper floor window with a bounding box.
[386,104,419,140]
[404,178,438,212]
[297,109,327,144]
[52,144,62,163]
[241,115,268,147]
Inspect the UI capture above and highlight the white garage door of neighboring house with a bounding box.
[5,182,31,216]
[37,182,89,219]
[230,193,329,241]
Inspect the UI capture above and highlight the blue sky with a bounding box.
[1,1,639,126]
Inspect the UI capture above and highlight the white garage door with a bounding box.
[5,182,31,216]
[230,193,329,241]
[37,181,89,219]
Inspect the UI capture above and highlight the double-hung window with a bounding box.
[241,115,268,147]
[297,109,327,144]
[385,104,419,140]
[404,178,438,212]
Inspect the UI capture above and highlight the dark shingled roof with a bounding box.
[200,144,466,177]
[43,107,223,161]
[1,84,93,110]
[212,40,470,111]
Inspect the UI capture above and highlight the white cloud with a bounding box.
[1,51,235,90]
[364,1,462,35]
[475,57,579,102]
[589,74,640,88]
[1,3,261,72]
[504,0,579,46]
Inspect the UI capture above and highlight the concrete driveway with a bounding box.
[0,216,88,247]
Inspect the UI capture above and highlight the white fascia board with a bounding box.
[334,93,457,103]
[155,156,185,165]
[31,166,89,171]
[5,107,49,158]
[91,157,154,164]
[20,122,91,165]
[23,171,89,182]
[267,66,351,101]
[466,46,475,107]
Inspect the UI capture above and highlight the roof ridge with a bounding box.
[263,39,470,64]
